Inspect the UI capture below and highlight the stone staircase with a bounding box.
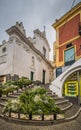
[0,84,80,120]
[44,85,80,119]
[46,90,72,111]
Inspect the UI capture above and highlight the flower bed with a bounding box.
[3,112,64,121]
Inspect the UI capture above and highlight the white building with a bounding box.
[0,22,54,84]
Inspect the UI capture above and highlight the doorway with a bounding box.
[42,70,46,84]
[30,71,34,81]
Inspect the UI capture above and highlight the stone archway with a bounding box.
[50,58,81,98]
[62,70,81,104]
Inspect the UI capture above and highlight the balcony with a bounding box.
[78,22,81,36]
[65,60,75,66]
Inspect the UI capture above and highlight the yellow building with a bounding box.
[50,2,81,100]
[53,2,81,70]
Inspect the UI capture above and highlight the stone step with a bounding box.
[1,96,16,101]
[55,99,69,105]
[53,97,64,100]
[49,94,58,98]
[46,91,52,95]
[0,106,3,113]
[0,102,5,107]
[9,94,19,98]
[60,102,73,111]
[13,92,22,95]
[7,95,18,98]
[0,97,8,101]
[15,88,27,92]
[56,101,72,110]
[55,98,68,104]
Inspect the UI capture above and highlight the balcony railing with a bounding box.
[65,60,75,66]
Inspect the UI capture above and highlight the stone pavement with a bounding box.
[64,104,80,118]
[0,111,81,130]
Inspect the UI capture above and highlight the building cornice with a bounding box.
[6,26,54,69]
[52,2,81,29]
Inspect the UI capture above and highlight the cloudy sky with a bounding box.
[0,0,81,60]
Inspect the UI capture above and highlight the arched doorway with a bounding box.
[63,70,81,104]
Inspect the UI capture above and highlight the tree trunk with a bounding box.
[42,114,44,121]
[29,113,32,120]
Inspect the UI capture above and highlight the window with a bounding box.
[43,47,46,57]
[56,67,62,77]
[66,43,72,48]
[32,56,35,66]
[64,47,75,66]
[33,36,36,39]
[2,47,6,53]
[42,70,46,84]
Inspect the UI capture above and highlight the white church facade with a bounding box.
[0,22,54,84]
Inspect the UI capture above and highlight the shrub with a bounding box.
[7,87,16,94]
[4,80,15,87]
[3,87,61,121]
[14,86,19,92]
[33,87,46,95]
[3,86,16,96]
[14,78,32,89]
[0,88,3,97]
[3,89,9,96]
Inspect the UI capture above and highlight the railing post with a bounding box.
[42,114,44,121]
[53,114,57,120]
[18,112,20,119]
[9,111,11,117]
